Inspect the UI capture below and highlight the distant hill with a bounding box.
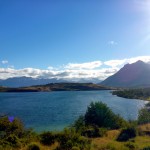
[0,83,113,92]
[0,77,68,87]
[101,60,150,88]
[0,76,102,88]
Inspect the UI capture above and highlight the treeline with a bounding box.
[112,88,150,100]
[0,101,150,150]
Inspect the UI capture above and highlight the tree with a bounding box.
[84,102,126,129]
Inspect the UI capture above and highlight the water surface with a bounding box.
[0,91,147,132]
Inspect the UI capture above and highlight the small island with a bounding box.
[0,83,114,92]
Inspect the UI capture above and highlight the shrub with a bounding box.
[124,142,137,150]
[84,102,126,129]
[56,128,91,150]
[72,115,85,133]
[5,134,21,148]
[0,116,24,138]
[138,108,150,124]
[81,126,107,138]
[117,127,137,142]
[40,131,55,146]
[27,143,40,150]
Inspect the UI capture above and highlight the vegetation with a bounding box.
[112,88,150,101]
[0,101,150,150]
[117,126,137,142]
[84,102,127,129]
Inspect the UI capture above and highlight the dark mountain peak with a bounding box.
[101,60,150,88]
[123,60,145,68]
[135,60,144,64]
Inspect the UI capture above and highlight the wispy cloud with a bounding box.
[65,61,102,70]
[108,41,118,45]
[0,56,150,80]
[2,60,8,64]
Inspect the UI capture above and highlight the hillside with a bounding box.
[101,60,150,88]
[0,77,67,88]
[0,83,113,92]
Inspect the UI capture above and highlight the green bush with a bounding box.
[72,115,85,133]
[40,131,55,146]
[117,127,137,142]
[0,116,24,138]
[0,116,37,149]
[138,108,150,124]
[84,102,126,129]
[56,128,91,150]
[81,126,107,138]
[27,143,40,150]
[5,134,21,148]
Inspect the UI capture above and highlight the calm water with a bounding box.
[0,91,147,132]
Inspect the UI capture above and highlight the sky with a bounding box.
[0,0,150,80]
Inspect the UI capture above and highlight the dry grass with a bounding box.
[138,123,150,131]
[91,127,150,150]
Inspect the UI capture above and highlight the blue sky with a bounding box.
[0,0,150,80]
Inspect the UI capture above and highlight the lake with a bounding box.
[0,90,147,132]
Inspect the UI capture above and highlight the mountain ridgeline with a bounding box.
[101,61,150,88]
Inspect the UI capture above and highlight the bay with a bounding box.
[0,90,147,132]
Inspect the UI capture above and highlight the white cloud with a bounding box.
[2,60,8,64]
[104,59,127,67]
[47,66,54,70]
[0,56,150,81]
[65,61,102,70]
[104,56,150,67]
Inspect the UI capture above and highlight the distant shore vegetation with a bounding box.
[0,101,150,150]
[112,88,150,101]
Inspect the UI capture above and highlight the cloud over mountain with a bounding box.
[0,56,150,81]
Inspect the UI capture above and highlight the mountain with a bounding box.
[101,60,150,88]
[0,77,67,87]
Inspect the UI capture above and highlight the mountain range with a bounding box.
[101,60,150,88]
[0,60,150,88]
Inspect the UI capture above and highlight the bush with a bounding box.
[40,131,55,146]
[5,134,21,148]
[138,108,150,124]
[72,115,85,133]
[0,116,24,138]
[124,142,137,150]
[56,128,91,150]
[143,146,150,150]
[84,102,127,129]
[81,126,107,138]
[117,127,137,142]
[27,143,40,150]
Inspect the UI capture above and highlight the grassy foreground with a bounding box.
[5,125,150,150]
